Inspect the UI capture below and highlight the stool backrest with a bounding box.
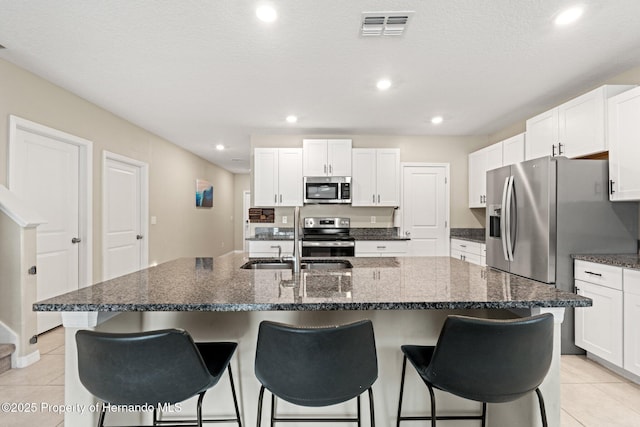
[425,314,554,403]
[255,320,378,407]
[76,329,214,405]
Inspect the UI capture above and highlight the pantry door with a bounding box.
[9,116,93,334]
[103,152,148,281]
[401,164,449,256]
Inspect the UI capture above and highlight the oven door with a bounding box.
[302,240,355,257]
[304,182,339,203]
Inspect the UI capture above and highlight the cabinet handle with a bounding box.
[324,164,327,174]
[609,180,615,195]
[372,194,376,203]
[584,271,603,277]
[552,144,557,156]
[279,194,282,203]
[377,246,386,249]
[274,194,277,203]
[378,194,381,203]
[460,245,467,248]
[558,142,564,155]
[329,164,332,174]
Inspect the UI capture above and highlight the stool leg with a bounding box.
[535,388,548,427]
[396,355,408,427]
[357,395,361,427]
[197,391,206,427]
[256,385,266,427]
[368,387,375,427]
[227,365,242,426]
[426,383,436,427]
[481,402,487,427]
[270,394,275,427]
[97,405,106,427]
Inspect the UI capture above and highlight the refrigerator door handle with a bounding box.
[505,175,515,261]
[500,176,510,261]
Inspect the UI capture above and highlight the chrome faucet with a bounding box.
[284,206,302,274]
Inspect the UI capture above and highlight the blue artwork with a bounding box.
[196,179,213,208]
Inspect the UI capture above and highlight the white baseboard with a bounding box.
[587,352,640,385]
[14,350,40,368]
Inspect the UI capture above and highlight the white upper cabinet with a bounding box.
[502,133,526,166]
[468,141,503,208]
[526,85,635,161]
[352,148,400,207]
[253,148,303,207]
[608,86,640,201]
[302,139,352,176]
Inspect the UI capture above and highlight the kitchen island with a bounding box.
[35,253,590,427]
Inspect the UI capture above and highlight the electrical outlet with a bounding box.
[282,216,288,224]
[151,216,157,225]
[371,216,376,224]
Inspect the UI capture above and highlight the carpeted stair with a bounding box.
[0,343,15,374]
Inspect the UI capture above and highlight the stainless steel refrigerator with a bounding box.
[486,156,638,354]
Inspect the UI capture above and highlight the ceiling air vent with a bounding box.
[360,12,413,37]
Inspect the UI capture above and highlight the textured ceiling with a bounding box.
[1,1,640,173]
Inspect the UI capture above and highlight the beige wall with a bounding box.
[0,58,235,283]
[250,133,488,230]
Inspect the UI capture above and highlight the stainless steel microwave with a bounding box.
[303,176,351,204]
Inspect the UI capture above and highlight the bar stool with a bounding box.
[254,319,378,426]
[396,314,554,427]
[76,329,242,427]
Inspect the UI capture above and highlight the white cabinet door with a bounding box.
[352,148,399,206]
[624,269,640,376]
[355,240,407,257]
[303,139,352,176]
[575,279,623,366]
[253,148,302,207]
[302,139,328,176]
[376,149,400,206]
[327,139,352,176]
[559,87,606,158]
[608,86,640,201]
[352,149,377,206]
[253,148,279,206]
[526,108,558,160]
[502,133,525,166]
[468,149,486,208]
[278,148,303,206]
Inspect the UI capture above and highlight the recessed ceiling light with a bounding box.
[554,6,584,26]
[431,116,444,125]
[256,5,277,23]
[286,115,298,123]
[376,79,392,90]
[215,144,225,151]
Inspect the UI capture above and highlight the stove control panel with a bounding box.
[304,217,350,229]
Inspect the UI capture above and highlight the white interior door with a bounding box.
[402,164,449,256]
[103,154,147,281]
[12,129,80,333]
[243,191,251,252]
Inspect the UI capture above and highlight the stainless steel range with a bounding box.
[302,217,355,257]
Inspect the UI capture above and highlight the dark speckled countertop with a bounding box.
[33,254,590,312]
[572,254,640,270]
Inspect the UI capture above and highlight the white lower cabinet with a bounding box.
[574,260,624,367]
[248,240,293,258]
[355,240,407,257]
[624,269,640,376]
[450,238,486,266]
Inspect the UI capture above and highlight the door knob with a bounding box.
[136,234,144,240]
[71,237,81,244]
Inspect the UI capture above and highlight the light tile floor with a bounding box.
[2,328,640,426]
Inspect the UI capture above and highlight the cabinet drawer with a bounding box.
[248,240,293,257]
[357,240,407,254]
[574,260,622,290]
[624,268,640,296]
[450,238,483,256]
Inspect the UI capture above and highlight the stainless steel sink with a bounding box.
[240,260,293,270]
[241,259,353,270]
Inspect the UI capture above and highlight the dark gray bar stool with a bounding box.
[254,319,378,426]
[76,329,242,427]
[396,314,554,427]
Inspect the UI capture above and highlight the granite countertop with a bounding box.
[450,228,486,244]
[450,236,485,244]
[572,254,640,270]
[34,254,590,312]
